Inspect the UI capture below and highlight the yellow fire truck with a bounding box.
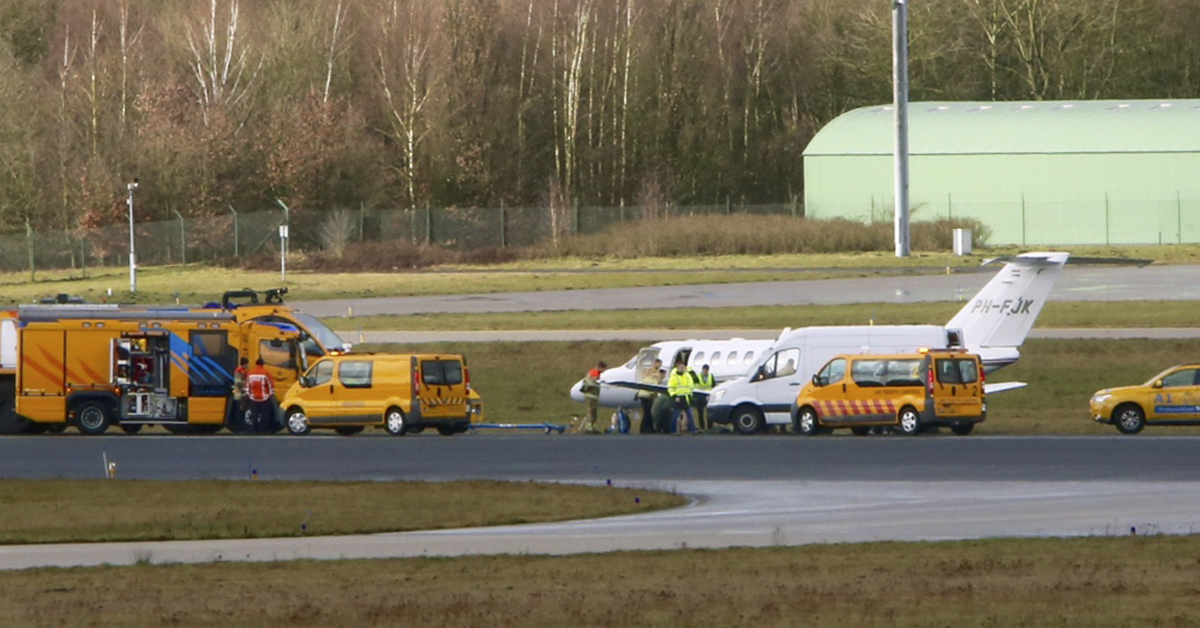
[15,313,306,435]
[2,289,340,435]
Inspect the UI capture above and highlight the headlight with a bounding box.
[1091,393,1112,404]
[710,389,727,403]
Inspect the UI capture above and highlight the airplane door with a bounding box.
[753,348,803,422]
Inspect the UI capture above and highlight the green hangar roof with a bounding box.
[804,99,1200,156]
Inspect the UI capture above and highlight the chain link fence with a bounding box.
[0,201,802,273]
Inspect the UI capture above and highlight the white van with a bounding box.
[706,325,959,434]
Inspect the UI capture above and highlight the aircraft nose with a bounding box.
[569,380,585,403]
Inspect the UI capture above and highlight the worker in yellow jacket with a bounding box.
[667,360,697,434]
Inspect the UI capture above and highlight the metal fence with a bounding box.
[0,201,802,273]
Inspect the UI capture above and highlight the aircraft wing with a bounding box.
[606,381,710,398]
[983,381,1027,394]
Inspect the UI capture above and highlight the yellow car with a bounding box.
[1090,364,1200,434]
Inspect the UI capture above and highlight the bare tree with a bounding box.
[185,0,262,125]
[377,0,439,210]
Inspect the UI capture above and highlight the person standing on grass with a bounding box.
[668,360,697,435]
[637,359,663,434]
[693,364,715,432]
[246,358,276,435]
[578,361,607,434]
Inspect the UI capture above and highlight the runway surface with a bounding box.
[3,434,1199,570]
[293,263,1200,318]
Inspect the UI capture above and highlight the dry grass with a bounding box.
[532,215,992,258]
[361,338,1200,435]
[0,480,683,545]
[4,535,1199,626]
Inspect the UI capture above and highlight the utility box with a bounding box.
[952,228,972,256]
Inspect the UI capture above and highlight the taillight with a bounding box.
[979,366,986,387]
[465,366,472,392]
[413,368,420,394]
[926,366,935,395]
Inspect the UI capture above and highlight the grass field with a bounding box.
[0,480,682,544]
[0,242,1188,305]
[356,338,1200,435]
[5,535,1199,626]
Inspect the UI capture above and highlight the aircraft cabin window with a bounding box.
[710,352,722,364]
[727,352,738,365]
[744,351,756,365]
[694,351,705,364]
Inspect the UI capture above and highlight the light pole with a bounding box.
[893,0,911,257]
[127,178,139,293]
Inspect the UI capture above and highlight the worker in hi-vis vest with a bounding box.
[667,360,696,434]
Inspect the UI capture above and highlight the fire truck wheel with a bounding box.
[120,424,142,434]
[75,401,111,436]
[384,407,408,436]
[286,408,311,435]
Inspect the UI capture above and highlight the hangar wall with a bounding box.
[803,101,1200,246]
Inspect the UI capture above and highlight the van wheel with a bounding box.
[75,401,111,435]
[732,405,764,435]
[286,408,311,435]
[436,425,457,436]
[384,407,408,436]
[1113,404,1145,435]
[334,426,364,436]
[897,407,922,436]
[850,426,871,436]
[950,423,975,436]
[794,407,820,436]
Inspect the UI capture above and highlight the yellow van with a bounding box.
[281,353,483,436]
[792,351,985,436]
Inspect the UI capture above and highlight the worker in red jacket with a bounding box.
[245,358,276,434]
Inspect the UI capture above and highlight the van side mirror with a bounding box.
[1152,380,1164,389]
[301,375,312,388]
[812,374,824,387]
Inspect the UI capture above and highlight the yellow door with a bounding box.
[1146,367,1200,422]
[931,356,984,418]
[335,359,379,423]
[807,357,850,424]
[298,359,337,422]
[418,357,468,419]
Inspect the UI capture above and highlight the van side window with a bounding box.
[884,359,924,387]
[309,360,334,387]
[816,358,846,386]
[422,360,464,386]
[851,360,886,387]
[760,348,800,381]
[338,361,373,388]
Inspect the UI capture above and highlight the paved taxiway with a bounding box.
[3,435,1200,570]
[293,263,1200,318]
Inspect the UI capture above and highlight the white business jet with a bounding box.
[570,252,1070,422]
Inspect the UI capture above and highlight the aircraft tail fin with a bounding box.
[947,251,1069,352]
